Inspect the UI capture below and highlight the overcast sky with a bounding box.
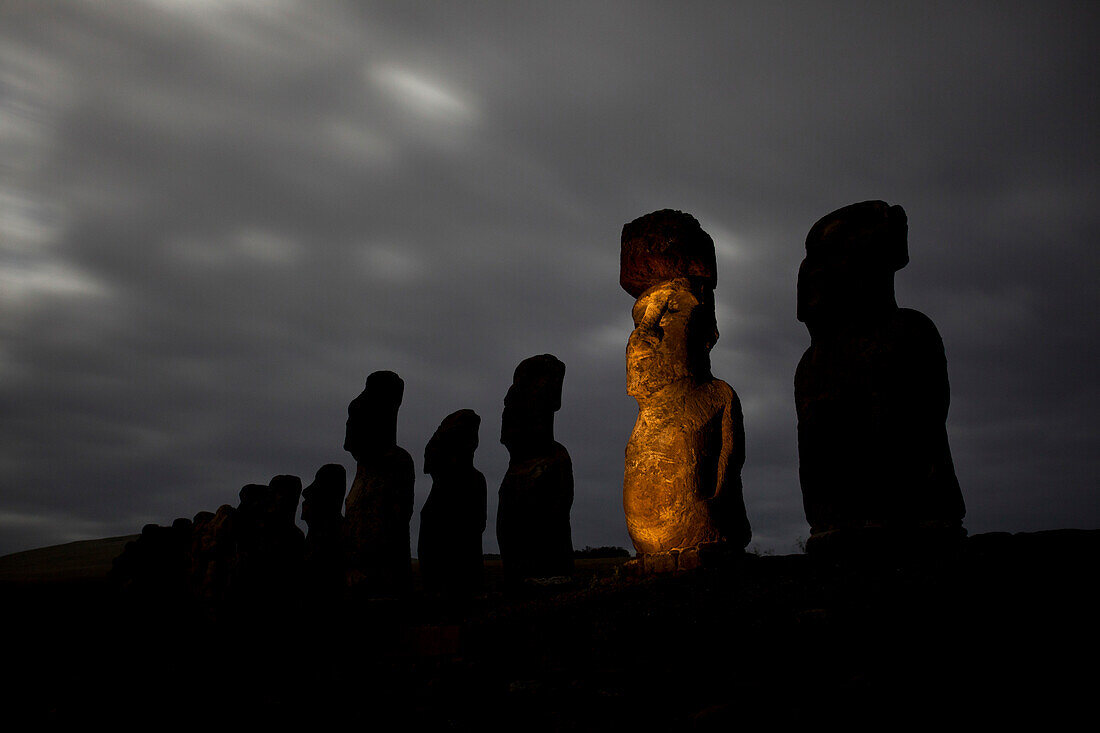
[1,1,1097,557]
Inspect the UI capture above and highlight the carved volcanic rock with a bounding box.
[497,355,574,579]
[620,209,717,298]
[795,201,965,555]
[621,212,751,563]
[418,409,487,594]
[343,371,415,595]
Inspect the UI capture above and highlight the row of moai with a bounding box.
[114,198,966,601]
[112,355,574,605]
[622,201,965,571]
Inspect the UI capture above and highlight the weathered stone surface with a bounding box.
[795,201,965,556]
[343,371,415,595]
[418,409,487,594]
[620,209,717,298]
[621,212,751,564]
[497,355,574,580]
[302,463,347,596]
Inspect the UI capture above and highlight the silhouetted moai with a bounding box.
[111,517,194,601]
[418,409,487,594]
[342,370,415,595]
[795,201,965,556]
[301,463,347,598]
[620,210,751,572]
[234,475,306,601]
[497,355,575,580]
[189,504,238,606]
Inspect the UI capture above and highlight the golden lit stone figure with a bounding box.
[621,211,750,570]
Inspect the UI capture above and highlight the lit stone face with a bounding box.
[621,211,750,558]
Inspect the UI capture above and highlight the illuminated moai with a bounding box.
[496,355,575,580]
[418,409,487,594]
[342,371,415,594]
[795,201,965,555]
[621,210,751,571]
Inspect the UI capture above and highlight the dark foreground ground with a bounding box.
[2,530,1098,729]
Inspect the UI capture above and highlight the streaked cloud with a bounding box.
[368,64,478,124]
[0,1,1096,559]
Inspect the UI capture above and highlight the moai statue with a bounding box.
[418,409,487,594]
[110,518,193,600]
[234,475,305,601]
[189,504,238,606]
[795,201,965,556]
[301,463,347,597]
[621,209,751,572]
[342,370,415,595]
[497,355,575,580]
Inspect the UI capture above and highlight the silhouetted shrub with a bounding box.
[574,545,631,559]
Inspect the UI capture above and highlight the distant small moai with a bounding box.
[301,463,347,596]
[795,201,965,556]
[496,355,575,580]
[189,504,238,605]
[342,370,415,595]
[620,209,751,572]
[418,409,487,594]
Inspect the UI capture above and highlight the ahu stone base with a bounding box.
[623,541,742,576]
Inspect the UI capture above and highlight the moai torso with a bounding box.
[497,441,574,578]
[302,463,347,596]
[620,212,751,564]
[795,201,964,553]
[625,377,746,553]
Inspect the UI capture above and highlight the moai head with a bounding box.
[627,278,718,399]
[797,200,908,334]
[268,475,303,527]
[238,483,276,529]
[344,370,404,462]
[301,464,346,527]
[621,210,720,400]
[500,355,565,453]
[425,409,480,476]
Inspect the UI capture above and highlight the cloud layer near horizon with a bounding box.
[1,1,1097,555]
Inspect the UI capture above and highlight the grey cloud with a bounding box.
[0,1,1097,556]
